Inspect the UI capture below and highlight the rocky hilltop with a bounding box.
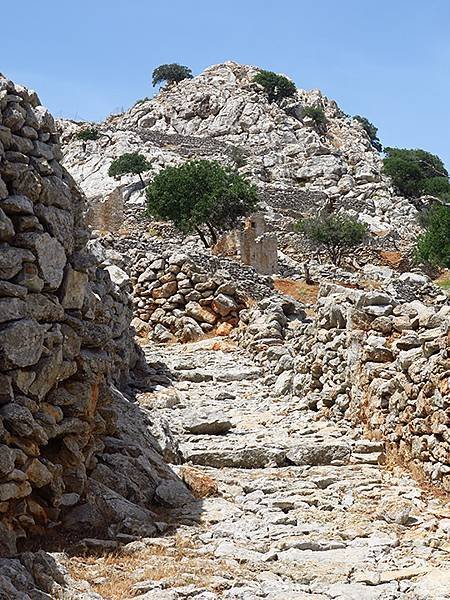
[60,61,419,244]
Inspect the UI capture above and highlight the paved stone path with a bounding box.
[68,337,450,599]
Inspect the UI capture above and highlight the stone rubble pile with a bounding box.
[0,74,191,566]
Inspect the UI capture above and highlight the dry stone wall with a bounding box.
[0,74,138,552]
[129,250,247,342]
[237,282,450,491]
[294,283,450,491]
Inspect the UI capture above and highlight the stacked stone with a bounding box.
[0,74,136,552]
[130,251,247,342]
[292,282,450,491]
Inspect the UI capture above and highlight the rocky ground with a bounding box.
[61,336,450,600]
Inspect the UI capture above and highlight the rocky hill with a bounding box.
[60,61,420,245]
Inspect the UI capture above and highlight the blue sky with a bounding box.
[2,0,449,168]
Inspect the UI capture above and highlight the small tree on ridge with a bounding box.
[253,70,296,103]
[152,64,193,87]
[108,152,151,188]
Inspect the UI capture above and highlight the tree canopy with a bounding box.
[415,203,450,268]
[295,213,368,266]
[152,64,193,87]
[146,160,258,247]
[354,116,382,152]
[383,148,450,198]
[108,152,151,187]
[253,70,296,103]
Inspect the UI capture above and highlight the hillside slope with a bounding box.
[60,62,419,242]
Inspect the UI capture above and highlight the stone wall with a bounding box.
[128,250,247,342]
[0,74,138,552]
[294,283,449,490]
[237,283,450,491]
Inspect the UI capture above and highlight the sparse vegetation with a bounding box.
[108,152,151,187]
[75,127,100,141]
[415,203,450,268]
[383,148,450,198]
[253,70,296,103]
[354,115,382,151]
[303,106,327,128]
[146,159,258,247]
[152,63,193,87]
[228,145,248,169]
[295,213,368,266]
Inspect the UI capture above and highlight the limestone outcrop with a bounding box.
[59,61,421,246]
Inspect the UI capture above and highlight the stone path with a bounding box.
[67,337,450,599]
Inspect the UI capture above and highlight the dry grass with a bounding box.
[65,534,241,599]
[274,278,319,304]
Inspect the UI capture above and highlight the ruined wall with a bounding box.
[84,187,125,232]
[240,213,278,276]
[0,74,137,552]
[128,250,247,342]
[293,283,450,491]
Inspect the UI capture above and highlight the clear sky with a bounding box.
[2,0,449,168]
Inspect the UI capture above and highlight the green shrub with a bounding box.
[152,64,193,87]
[421,177,450,200]
[354,115,382,152]
[303,106,326,127]
[253,70,296,103]
[383,148,449,198]
[295,213,368,266]
[146,160,258,247]
[415,204,450,268]
[108,152,151,187]
[75,127,100,142]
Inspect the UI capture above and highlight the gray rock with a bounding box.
[184,413,232,435]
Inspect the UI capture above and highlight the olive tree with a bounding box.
[295,213,368,266]
[108,152,151,187]
[146,159,258,247]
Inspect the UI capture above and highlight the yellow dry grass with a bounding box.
[65,535,242,599]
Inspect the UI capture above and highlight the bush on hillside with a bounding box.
[303,106,327,127]
[152,64,193,87]
[253,70,296,103]
[415,204,450,268]
[146,159,258,247]
[75,127,100,142]
[295,213,368,266]
[383,148,449,198]
[354,115,382,152]
[108,152,151,187]
[421,177,450,201]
